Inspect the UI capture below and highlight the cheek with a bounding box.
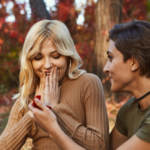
[56,60,68,76]
[59,62,68,73]
[32,63,38,71]
[32,61,42,74]
[111,66,132,88]
[111,59,123,73]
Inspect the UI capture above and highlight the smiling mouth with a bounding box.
[44,71,51,73]
[105,76,111,81]
[44,71,51,76]
[43,69,60,76]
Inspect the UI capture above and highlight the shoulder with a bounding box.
[136,110,150,142]
[116,97,136,122]
[77,73,104,95]
[9,98,25,117]
[118,97,136,115]
[80,72,101,80]
[115,97,135,135]
[78,72,102,85]
[12,98,22,109]
[78,73,103,90]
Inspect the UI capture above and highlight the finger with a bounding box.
[56,67,59,89]
[28,103,43,122]
[45,74,49,90]
[54,67,57,80]
[34,98,52,113]
[34,98,45,110]
[44,75,51,105]
[45,75,49,93]
[28,110,34,118]
[52,67,59,93]
[49,71,53,90]
[40,75,45,90]
[53,67,57,89]
[54,67,58,89]
[29,103,34,110]
[44,76,48,96]
[28,103,42,115]
[51,67,55,89]
[56,67,59,84]
[44,75,49,99]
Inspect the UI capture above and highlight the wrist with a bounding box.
[48,121,61,138]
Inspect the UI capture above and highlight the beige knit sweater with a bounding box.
[0,73,109,150]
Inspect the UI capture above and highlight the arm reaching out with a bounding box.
[29,99,85,150]
[0,99,34,150]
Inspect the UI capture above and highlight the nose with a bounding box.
[103,61,109,74]
[44,57,52,69]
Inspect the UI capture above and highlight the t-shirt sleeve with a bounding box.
[115,104,128,137]
[136,114,150,142]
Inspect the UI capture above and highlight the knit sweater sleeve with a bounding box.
[0,99,33,150]
[54,74,109,150]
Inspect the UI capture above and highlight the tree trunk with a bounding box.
[29,0,50,20]
[110,0,123,24]
[94,0,110,77]
[94,0,123,77]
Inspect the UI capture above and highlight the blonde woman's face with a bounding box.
[31,39,68,82]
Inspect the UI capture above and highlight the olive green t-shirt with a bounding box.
[116,97,150,142]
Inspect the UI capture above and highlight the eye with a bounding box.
[52,54,61,59]
[34,53,42,60]
[108,55,113,61]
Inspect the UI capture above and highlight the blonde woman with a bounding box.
[0,20,109,150]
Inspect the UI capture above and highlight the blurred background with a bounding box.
[0,0,150,147]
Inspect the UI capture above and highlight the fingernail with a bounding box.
[35,95,41,100]
[47,105,52,109]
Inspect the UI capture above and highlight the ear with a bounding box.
[130,57,139,72]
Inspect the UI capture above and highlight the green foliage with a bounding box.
[147,0,150,21]
[0,111,9,134]
[0,84,8,94]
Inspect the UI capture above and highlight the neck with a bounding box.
[131,76,150,110]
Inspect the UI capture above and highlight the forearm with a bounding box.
[110,128,128,150]
[50,123,85,150]
[54,112,106,150]
[0,113,32,150]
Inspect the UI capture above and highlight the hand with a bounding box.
[44,67,60,107]
[29,98,58,136]
[29,99,86,150]
[32,95,42,110]
[36,76,45,100]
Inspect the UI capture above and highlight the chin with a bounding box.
[58,74,63,82]
[111,85,122,93]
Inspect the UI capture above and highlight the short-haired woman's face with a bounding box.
[32,39,68,82]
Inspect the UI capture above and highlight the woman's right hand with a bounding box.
[28,98,58,136]
[28,98,85,150]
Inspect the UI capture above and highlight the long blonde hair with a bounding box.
[19,19,85,109]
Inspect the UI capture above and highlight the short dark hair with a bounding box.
[109,20,150,77]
